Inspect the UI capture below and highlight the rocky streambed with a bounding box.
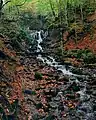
[20,30,96,120]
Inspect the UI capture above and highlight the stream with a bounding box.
[29,30,96,120]
[36,31,73,76]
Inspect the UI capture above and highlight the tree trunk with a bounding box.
[49,0,56,19]
[0,0,3,17]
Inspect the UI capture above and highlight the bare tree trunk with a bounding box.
[49,0,56,19]
[74,7,77,44]
[0,0,3,17]
[59,0,64,56]
[80,5,84,24]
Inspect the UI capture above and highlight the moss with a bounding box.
[0,40,4,49]
[64,49,96,64]
[83,52,96,64]
[56,47,65,56]
[35,72,42,80]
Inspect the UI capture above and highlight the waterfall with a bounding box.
[33,30,73,76]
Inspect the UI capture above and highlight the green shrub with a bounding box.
[68,49,96,64]
[83,52,96,64]
[56,47,65,56]
[35,72,42,80]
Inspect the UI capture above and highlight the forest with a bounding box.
[0,0,96,120]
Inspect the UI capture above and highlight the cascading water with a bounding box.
[30,30,96,120]
[36,31,43,52]
[36,30,73,76]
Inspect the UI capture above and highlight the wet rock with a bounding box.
[90,80,96,85]
[43,105,49,112]
[93,104,96,111]
[36,102,43,109]
[53,96,61,101]
[81,94,90,102]
[69,76,76,81]
[86,84,92,90]
[51,88,59,97]
[71,68,83,75]
[69,110,77,117]
[92,90,96,96]
[78,102,92,113]
[0,50,10,60]
[45,114,56,120]
[66,94,76,100]
[7,115,17,120]
[32,114,39,120]
[39,64,45,68]
[46,95,52,101]
[86,90,93,94]
[49,102,58,109]
[76,110,85,118]
[44,88,58,97]
[69,82,80,92]
[58,101,65,111]
[58,75,69,82]
[44,88,50,95]
[69,116,81,120]
[54,75,59,81]
[86,113,96,120]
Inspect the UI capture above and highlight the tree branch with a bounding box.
[16,0,27,7]
[2,0,11,8]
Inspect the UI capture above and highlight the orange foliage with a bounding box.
[3,47,16,58]
[64,34,96,54]
[16,65,24,72]
[10,73,24,103]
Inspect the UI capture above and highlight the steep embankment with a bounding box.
[1,29,96,120]
[64,12,96,54]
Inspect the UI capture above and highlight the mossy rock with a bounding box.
[36,103,43,109]
[0,40,4,49]
[24,90,36,95]
[72,86,80,92]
